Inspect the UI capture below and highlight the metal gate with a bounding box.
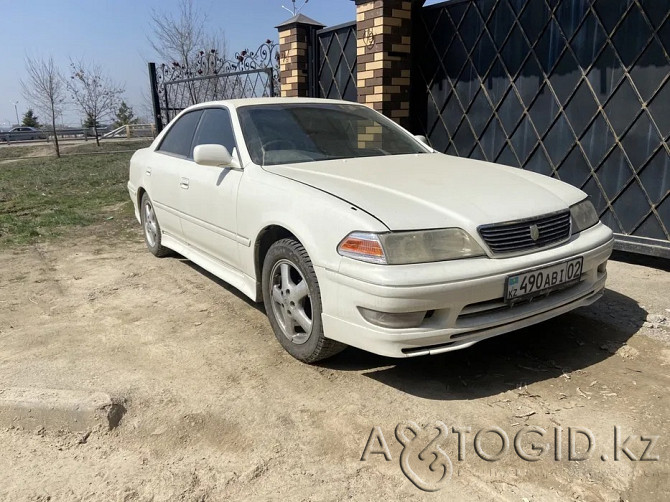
[315,22,357,101]
[149,42,280,133]
[412,0,670,257]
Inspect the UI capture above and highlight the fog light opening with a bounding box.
[358,307,427,329]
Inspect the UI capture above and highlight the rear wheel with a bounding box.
[262,238,345,363]
[140,193,170,257]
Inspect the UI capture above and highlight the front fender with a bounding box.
[236,165,388,282]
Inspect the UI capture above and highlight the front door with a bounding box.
[179,107,242,270]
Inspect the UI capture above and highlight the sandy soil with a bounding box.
[0,230,668,501]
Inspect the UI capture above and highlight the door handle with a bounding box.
[180,177,190,189]
[145,166,152,176]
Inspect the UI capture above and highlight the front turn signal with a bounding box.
[337,232,387,264]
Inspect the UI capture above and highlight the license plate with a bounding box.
[505,257,583,303]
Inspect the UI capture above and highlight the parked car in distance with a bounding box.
[2,126,47,142]
[128,98,614,363]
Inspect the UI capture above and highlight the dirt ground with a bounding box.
[0,228,668,501]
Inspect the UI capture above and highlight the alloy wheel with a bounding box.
[143,200,158,248]
[269,259,313,344]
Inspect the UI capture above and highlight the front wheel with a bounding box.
[140,193,170,257]
[262,238,345,363]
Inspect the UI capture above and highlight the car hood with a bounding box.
[263,153,586,231]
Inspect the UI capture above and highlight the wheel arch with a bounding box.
[253,224,302,299]
[137,186,147,208]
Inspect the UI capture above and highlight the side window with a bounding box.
[157,110,203,158]
[190,108,237,158]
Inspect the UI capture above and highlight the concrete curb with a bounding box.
[0,388,126,433]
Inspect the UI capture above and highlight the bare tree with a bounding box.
[66,59,125,146]
[149,0,227,106]
[20,56,66,157]
[150,0,204,68]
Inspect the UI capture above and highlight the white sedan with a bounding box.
[128,98,613,363]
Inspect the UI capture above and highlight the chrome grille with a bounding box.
[479,211,571,254]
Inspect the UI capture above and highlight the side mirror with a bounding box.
[193,144,241,169]
[414,135,432,148]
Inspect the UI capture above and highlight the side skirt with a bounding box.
[161,233,259,302]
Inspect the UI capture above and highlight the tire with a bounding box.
[262,238,345,363]
[140,193,170,257]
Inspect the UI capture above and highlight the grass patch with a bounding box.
[0,144,49,161]
[64,139,153,154]
[0,139,153,162]
[0,151,139,248]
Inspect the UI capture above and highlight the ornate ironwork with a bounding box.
[233,40,281,73]
[151,40,280,126]
[155,40,279,88]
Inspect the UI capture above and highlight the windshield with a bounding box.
[237,103,428,166]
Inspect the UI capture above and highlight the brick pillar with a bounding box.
[276,14,324,97]
[355,0,413,126]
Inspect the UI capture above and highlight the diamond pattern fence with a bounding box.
[317,22,357,101]
[412,0,670,256]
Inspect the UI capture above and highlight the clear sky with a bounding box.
[0,0,365,126]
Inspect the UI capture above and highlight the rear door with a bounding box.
[179,107,243,269]
[149,110,203,241]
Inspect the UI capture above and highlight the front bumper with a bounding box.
[318,223,613,358]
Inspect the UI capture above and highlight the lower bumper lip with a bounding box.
[400,284,605,357]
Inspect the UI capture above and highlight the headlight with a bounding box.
[337,228,485,264]
[570,199,599,233]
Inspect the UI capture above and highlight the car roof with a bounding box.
[186,97,363,111]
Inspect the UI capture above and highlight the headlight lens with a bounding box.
[338,228,485,264]
[570,199,599,233]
